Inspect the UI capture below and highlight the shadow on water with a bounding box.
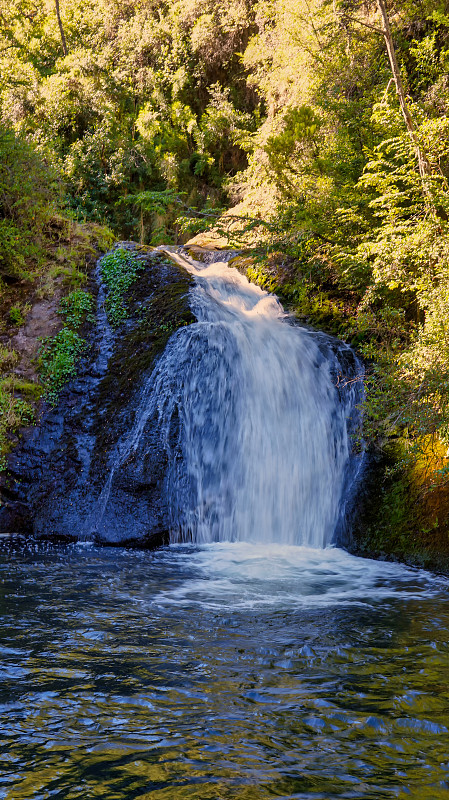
[1,540,449,800]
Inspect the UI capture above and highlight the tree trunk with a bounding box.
[55,0,68,56]
[376,0,430,184]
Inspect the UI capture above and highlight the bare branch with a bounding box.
[339,13,384,35]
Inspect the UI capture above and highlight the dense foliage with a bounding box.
[3,0,449,491]
[0,0,257,241]
[0,124,61,283]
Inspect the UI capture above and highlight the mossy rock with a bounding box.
[0,245,197,547]
[349,447,449,573]
[93,252,195,467]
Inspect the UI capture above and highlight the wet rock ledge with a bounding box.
[0,244,196,546]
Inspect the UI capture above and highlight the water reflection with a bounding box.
[1,541,449,799]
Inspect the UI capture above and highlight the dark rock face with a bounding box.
[0,245,196,546]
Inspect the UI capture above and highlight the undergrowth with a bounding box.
[0,380,35,470]
[39,289,94,404]
[39,329,87,405]
[0,343,41,469]
[58,288,95,328]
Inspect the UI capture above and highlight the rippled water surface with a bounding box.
[1,541,449,799]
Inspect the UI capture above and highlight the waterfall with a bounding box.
[93,249,363,548]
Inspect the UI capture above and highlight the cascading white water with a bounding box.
[100,249,363,548]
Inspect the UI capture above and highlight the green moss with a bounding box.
[100,274,194,403]
[360,472,418,555]
[351,451,449,572]
[0,213,113,467]
[0,383,35,470]
[0,346,19,371]
[0,377,42,398]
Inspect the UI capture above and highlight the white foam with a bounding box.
[150,542,444,610]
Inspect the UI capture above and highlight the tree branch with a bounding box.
[339,13,384,35]
[55,0,68,56]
